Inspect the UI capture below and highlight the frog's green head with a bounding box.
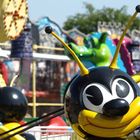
[67,32,112,67]
[84,32,108,48]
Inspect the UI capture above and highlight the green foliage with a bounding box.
[63,3,140,34]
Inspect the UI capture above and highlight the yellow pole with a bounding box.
[32,45,37,117]
[32,60,36,117]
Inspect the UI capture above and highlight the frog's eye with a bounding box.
[82,83,112,113]
[84,37,91,48]
[91,38,99,48]
[111,78,135,104]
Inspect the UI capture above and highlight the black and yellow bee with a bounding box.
[45,5,140,140]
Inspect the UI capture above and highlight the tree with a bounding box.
[63,3,140,34]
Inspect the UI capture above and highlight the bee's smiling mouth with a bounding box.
[78,97,140,138]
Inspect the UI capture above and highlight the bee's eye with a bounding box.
[112,78,135,104]
[116,80,129,97]
[85,86,103,105]
[82,83,112,113]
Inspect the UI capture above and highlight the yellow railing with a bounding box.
[28,103,64,107]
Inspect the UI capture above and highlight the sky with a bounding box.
[27,0,139,27]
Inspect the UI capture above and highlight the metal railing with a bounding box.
[27,126,83,140]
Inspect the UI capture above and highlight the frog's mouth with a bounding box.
[78,97,140,138]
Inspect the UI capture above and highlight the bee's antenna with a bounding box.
[45,26,89,76]
[109,5,140,69]
[10,74,19,87]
